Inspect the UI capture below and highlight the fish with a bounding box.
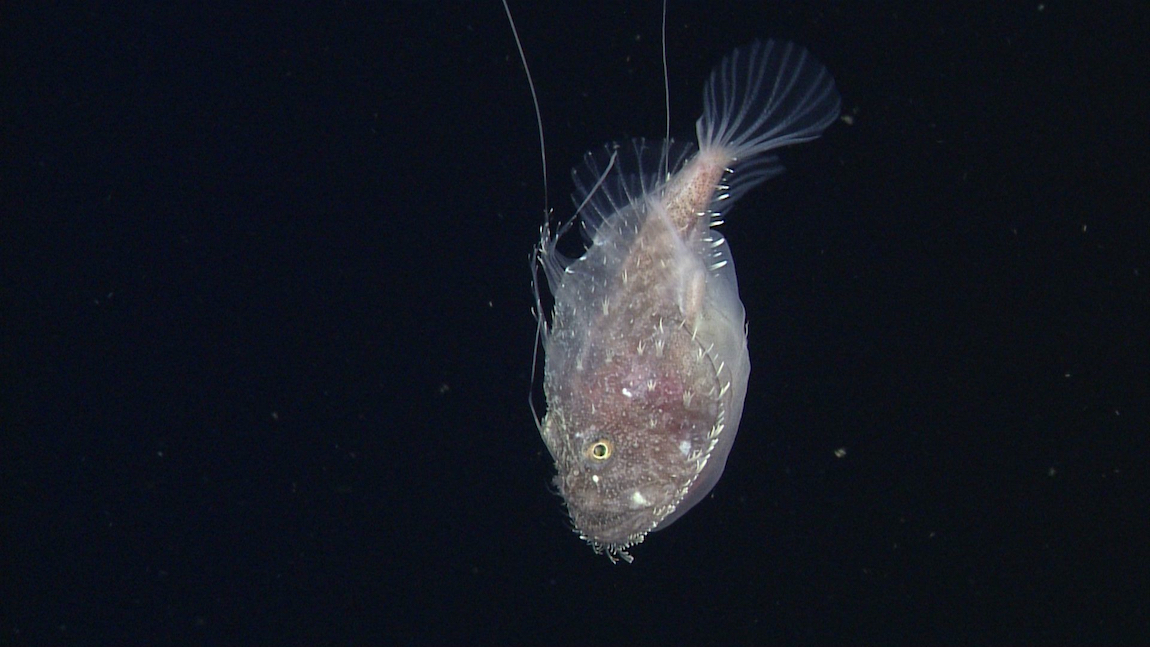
[532,40,840,562]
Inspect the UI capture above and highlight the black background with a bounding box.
[5,1,1148,644]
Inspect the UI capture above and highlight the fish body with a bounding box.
[536,40,840,561]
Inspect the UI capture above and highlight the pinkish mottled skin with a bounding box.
[536,41,840,561]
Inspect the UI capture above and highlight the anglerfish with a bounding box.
[534,40,840,561]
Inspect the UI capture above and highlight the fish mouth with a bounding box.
[568,501,668,548]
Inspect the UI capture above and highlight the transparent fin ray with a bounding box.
[697,40,841,161]
[570,138,696,243]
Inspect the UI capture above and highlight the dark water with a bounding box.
[5,1,1147,644]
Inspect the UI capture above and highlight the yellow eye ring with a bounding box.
[587,439,613,460]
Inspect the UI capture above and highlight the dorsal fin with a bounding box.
[570,138,696,243]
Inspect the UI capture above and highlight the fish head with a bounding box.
[541,384,720,557]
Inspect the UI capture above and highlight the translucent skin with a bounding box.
[536,40,840,561]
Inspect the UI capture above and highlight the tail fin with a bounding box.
[696,40,840,161]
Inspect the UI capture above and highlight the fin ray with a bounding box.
[696,40,840,161]
[570,138,696,243]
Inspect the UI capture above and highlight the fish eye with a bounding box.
[587,439,613,461]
